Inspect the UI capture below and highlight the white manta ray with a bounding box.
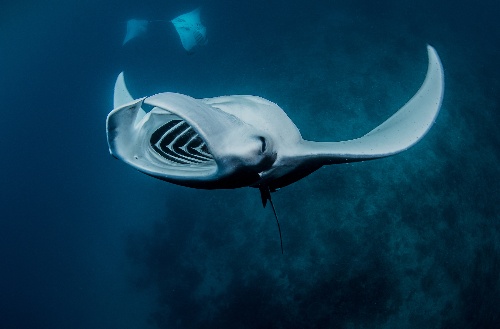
[122,19,149,45]
[107,45,444,253]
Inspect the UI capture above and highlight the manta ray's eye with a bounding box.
[259,136,267,153]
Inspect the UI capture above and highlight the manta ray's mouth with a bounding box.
[150,119,215,165]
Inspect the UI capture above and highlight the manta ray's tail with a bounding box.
[259,186,284,254]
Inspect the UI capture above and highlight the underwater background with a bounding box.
[1,0,499,328]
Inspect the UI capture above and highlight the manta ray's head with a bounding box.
[107,73,280,189]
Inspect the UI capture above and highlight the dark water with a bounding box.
[1,0,499,328]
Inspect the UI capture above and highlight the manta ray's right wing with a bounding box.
[300,45,444,164]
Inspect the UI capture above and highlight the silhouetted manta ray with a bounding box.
[122,8,208,52]
[107,45,444,253]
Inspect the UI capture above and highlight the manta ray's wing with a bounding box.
[170,7,208,52]
[298,45,444,164]
[122,19,149,45]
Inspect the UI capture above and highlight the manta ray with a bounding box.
[107,45,444,253]
[122,8,208,52]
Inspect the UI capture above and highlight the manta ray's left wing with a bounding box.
[298,45,444,164]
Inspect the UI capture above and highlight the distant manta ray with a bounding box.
[122,8,208,53]
[107,45,444,253]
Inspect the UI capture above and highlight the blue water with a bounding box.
[1,1,499,328]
